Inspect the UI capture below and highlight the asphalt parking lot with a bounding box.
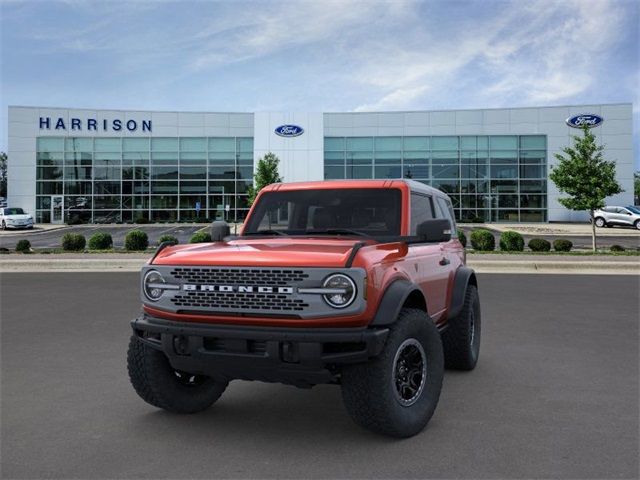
[1,273,638,479]
[0,225,211,249]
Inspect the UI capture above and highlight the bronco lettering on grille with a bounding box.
[182,284,294,294]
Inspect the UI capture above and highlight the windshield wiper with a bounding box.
[307,228,370,237]
[244,229,288,236]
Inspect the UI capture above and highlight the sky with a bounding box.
[1,0,638,165]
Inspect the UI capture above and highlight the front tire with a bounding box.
[442,284,481,370]
[341,308,444,438]
[594,217,606,228]
[127,336,228,413]
[635,220,640,230]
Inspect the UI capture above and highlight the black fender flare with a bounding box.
[370,279,427,326]
[448,266,478,320]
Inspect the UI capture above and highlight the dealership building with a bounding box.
[6,103,634,224]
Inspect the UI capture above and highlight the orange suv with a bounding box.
[128,180,481,437]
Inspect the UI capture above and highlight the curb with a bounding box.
[1,258,638,275]
[467,259,640,275]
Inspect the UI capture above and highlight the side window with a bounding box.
[436,197,457,235]
[410,193,434,235]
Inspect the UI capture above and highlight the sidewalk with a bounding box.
[1,253,637,274]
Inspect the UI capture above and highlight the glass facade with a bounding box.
[36,137,254,223]
[324,135,547,222]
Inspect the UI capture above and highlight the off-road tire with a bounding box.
[442,284,481,370]
[341,308,444,438]
[127,336,228,413]
[594,217,606,228]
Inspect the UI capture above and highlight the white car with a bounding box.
[593,206,640,230]
[0,207,35,230]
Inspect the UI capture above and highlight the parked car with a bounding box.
[127,179,481,437]
[0,207,34,230]
[593,206,640,230]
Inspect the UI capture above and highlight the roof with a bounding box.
[261,179,449,199]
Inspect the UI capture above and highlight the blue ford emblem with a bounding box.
[566,114,603,129]
[275,125,304,137]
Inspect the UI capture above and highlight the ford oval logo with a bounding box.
[566,114,603,129]
[275,124,304,137]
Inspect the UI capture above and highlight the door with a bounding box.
[408,193,450,320]
[615,207,634,226]
[51,195,64,224]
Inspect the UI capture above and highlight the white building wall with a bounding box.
[324,103,634,222]
[253,112,324,183]
[7,104,634,223]
[6,106,253,217]
[7,107,38,215]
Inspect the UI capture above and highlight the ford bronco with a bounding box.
[128,179,481,437]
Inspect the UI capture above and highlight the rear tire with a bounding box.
[594,217,606,228]
[127,336,228,413]
[635,220,640,230]
[341,308,444,438]
[442,285,481,370]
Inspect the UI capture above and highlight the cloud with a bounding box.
[351,0,631,111]
[189,1,414,70]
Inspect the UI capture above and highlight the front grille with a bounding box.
[170,267,309,286]
[171,291,309,311]
[149,265,364,318]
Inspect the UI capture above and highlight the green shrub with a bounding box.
[499,231,524,252]
[125,230,149,251]
[190,231,212,243]
[470,229,495,251]
[158,234,179,245]
[88,232,113,250]
[62,233,86,251]
[16,239,31,253]
[610,244,625,252]
[528,238,551,252]
[457,230,467,248]
[553,239,573,252]
[135,216,150,224]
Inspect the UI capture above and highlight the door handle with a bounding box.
[439,257,450,266]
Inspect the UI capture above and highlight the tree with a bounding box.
[0,152,7,198]
[247,152,282,205]
[549,126,623,251]
[634,171,640,205]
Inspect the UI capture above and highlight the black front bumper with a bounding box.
[131,314,389,387]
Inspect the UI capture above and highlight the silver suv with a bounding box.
[593,206,640,230]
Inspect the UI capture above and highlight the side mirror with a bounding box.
[416,219,452,243]
[210,220,230,242]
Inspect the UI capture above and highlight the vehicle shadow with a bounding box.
[129,380,399,443]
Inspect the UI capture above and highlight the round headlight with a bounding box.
[322,274,356,309]
[143,270,165,301]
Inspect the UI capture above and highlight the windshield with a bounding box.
[244,188,402,237]
[626,206,640,214]
[4,208,25,215]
